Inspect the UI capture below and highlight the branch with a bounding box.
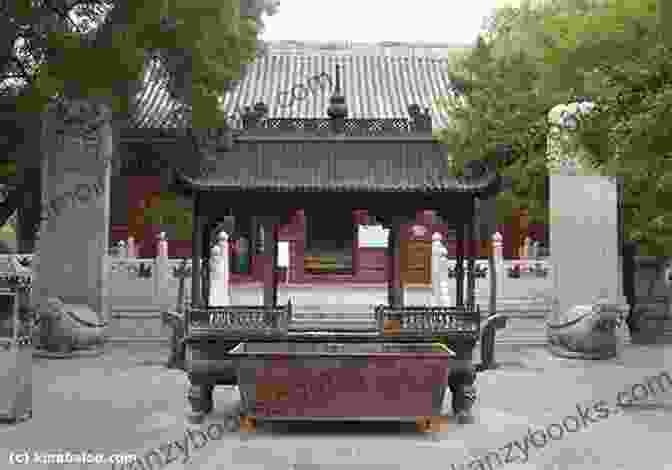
[8,56,34,86]
[44,0,85,33]
[0,185,21,228]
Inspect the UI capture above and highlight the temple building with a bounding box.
[113,41,545,286]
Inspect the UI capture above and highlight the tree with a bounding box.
[440,0,672,333]
[436,32,563,235]
[540,0,672,257]
[438,0,672,257]
[0,0,279,251]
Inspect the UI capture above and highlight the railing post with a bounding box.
[522,236,532,271]
[127,236,137,259]
[431,232,451,306]
[493,232,504,298]
[154,232,169,309]
[209,231,230,307]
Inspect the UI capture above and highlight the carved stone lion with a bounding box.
[546,299,629,359]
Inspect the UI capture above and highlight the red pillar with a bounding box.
[387,217,404,307]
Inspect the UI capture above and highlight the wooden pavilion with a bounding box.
[135,66,508,424]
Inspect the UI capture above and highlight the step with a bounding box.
[289,320,377,331]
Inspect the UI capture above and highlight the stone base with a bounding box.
[0,409,32,425]
[547,342,618,360]
[32,344,107,359]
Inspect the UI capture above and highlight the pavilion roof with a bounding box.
[163,122,502,196]
[123,41,502,197]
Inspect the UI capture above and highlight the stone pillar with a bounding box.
[127,236,137,258]
[117,240,127,258]
[521,236,532,270]
[547,102,628,315]
[209,231,230,307]
[431,233,451,307]
[493,232,504,298]
[154,232,170,309]
[33,100,112,323]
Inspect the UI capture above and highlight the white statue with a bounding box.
[208,233,230,307]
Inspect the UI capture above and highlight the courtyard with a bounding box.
[1,342,671,470]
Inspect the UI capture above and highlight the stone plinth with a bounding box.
[32,103,112,334]
[550,175,626,313]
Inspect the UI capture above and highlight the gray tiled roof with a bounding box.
[131,49,457,130]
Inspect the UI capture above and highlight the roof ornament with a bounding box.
[241,102,268,129]
[327,64,348,134]
[407,104,432,132]
[190,126,234,160]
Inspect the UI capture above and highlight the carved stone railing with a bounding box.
[375,305,480,338]
[504,260,552,279]
[445,261,489,279]
[108,258,155,279]
[0,254,35,270]
[106,257,207,281]
[440,258,551,279]
[187,302,292,335]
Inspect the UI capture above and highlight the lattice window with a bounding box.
[245,118,414,135]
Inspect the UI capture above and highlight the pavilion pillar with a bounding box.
[202,222,212,306]
[191,195,204,308]
[387,216,404,308]
[260,217,279,307]
[466,198,477,310]
[455,220,465,308]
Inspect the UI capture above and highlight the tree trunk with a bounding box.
[16,167,41,253]
[9,106,43,252]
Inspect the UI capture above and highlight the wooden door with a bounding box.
[401,239,431,285]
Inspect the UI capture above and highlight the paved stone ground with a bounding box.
[1,343,671,470]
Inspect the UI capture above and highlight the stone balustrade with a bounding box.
[431,232,553,307]
[0,229,552,309]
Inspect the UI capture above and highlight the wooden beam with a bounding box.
[191,194,203,308]
[260,216,279,308]
[466,198,477,310]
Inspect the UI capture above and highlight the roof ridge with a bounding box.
[257,53,452,61]
[265,39,473,48]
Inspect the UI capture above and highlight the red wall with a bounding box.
[112,194,548,282]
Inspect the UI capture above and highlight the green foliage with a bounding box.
[2,0,274,125]
[438,0,672,255]
[541,0,672,255]
[436,29,564,228]
[143,192,193,240]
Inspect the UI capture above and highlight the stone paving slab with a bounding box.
[1,343,671,469]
